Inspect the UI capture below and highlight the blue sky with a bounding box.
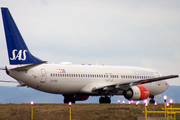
[0,0,180,86]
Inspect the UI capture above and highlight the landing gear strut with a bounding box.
[99,97,111,103]
[149,96,155,104]
[63,95,75,103]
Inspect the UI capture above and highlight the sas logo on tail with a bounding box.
[10,49,27,61]
[57,69,66,73]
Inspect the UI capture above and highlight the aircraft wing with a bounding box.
[92,74,179,92]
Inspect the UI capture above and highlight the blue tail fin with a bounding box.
[1,7,43,65]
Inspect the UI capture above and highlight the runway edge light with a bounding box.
[30,101,34,106]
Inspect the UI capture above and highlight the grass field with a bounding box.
[0,103,180,120]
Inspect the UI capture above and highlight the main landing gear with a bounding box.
[63,95,75,103]
[99,96,111,103]
[149,96,155,104]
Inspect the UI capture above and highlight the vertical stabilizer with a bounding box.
[1,7,43,64]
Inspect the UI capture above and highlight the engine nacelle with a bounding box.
[75,95,89,101]
[123,85,149,100]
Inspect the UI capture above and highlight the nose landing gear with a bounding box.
[149,96,155,104]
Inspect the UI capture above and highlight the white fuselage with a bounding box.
[6,64,169,97]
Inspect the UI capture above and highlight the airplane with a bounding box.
[0,7,178,104]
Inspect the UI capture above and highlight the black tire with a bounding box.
[105,97,111,103]
[149,99,155,104]
[64,95,76,103]
[99,97,111,103]
[99,97,105,103]
[70,98,75,103]
[64,98,69,103]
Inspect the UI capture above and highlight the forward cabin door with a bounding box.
[41,69,47,83]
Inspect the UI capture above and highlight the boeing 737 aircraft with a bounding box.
[0,8,178,103]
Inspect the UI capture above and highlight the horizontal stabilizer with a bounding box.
[0,80,18,83]
[0,80,26,87]
[11,61,47,71]
[0,67,5,70]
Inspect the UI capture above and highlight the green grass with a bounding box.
[0,103,179,120]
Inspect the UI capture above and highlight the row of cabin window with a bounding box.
[121,75,155,79]
[51,73,119,78]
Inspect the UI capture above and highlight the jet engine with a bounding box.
[123,85,149,100]
[75,95,89,101]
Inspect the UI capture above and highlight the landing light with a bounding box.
[166,103,169,107]
[169,99,173,104]
[163,95,167,102]
[145,102,148,107]
[30,101,34,106]
[144,99,147,104]
[154,102,157,106]
[136,101,139,106]
[69,102,72,106]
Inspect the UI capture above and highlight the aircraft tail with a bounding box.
[1,7,43,65]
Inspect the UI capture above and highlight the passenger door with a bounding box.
[41,69,47,83]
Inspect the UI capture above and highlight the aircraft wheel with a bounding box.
[149,99,155,104]
[64,96,76,103]
[105,97,111,103]
[69,97,75,103]
[64,98,69,103]
[99,97,105,103]
[149,96,155,104]
[99,97,111,103]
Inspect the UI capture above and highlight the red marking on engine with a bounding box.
[137,85,149,100]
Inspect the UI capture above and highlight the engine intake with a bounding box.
[123,85,149,100]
